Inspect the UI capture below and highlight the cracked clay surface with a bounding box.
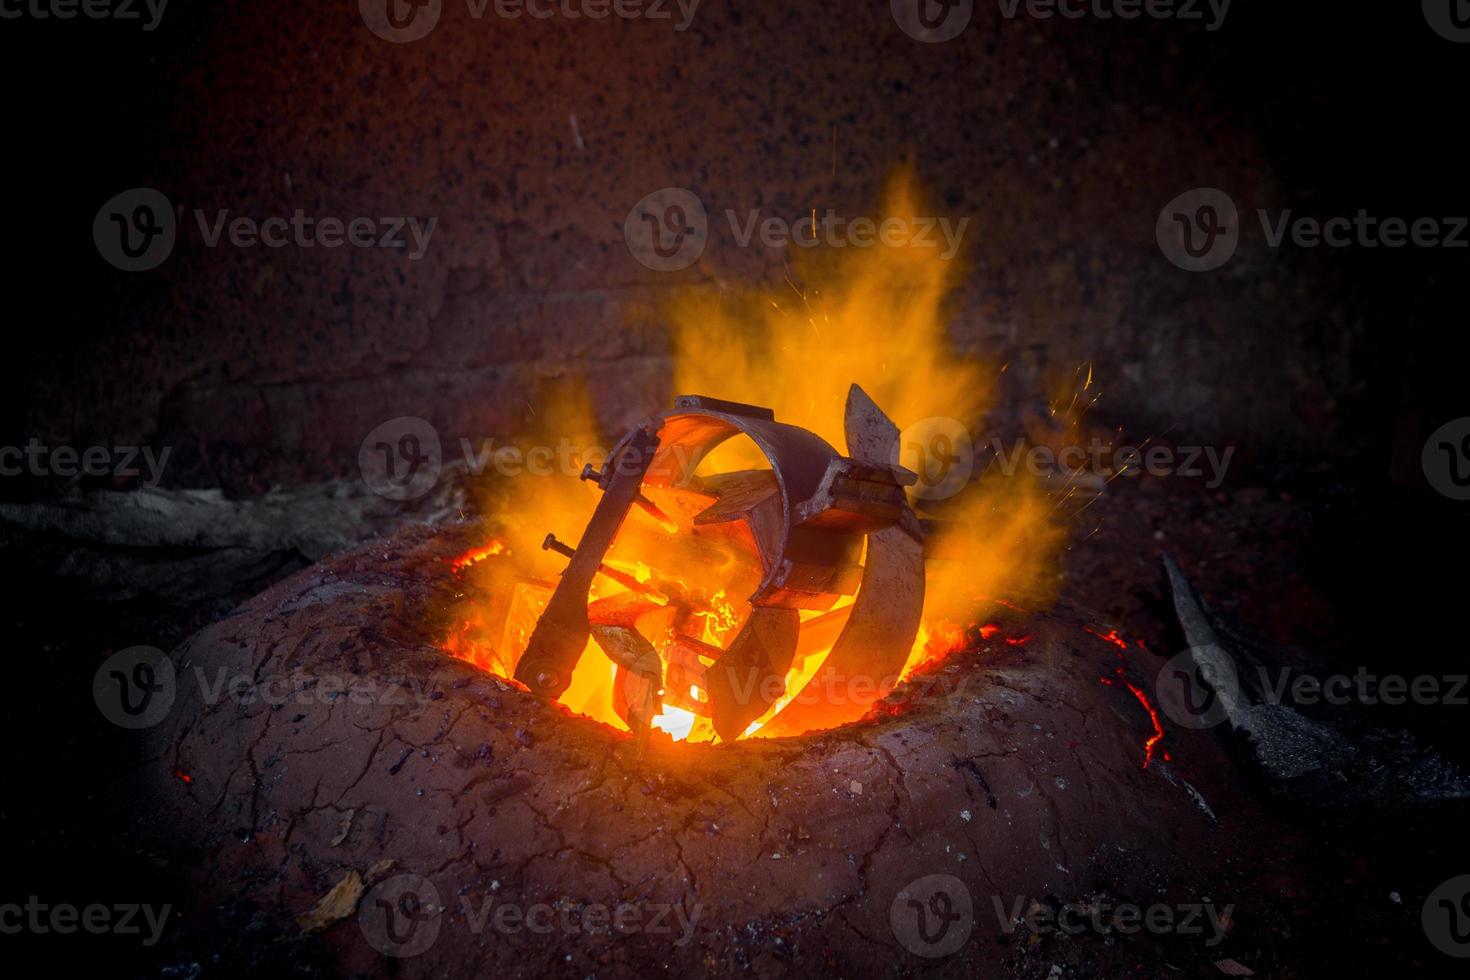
[127,522,1266,977]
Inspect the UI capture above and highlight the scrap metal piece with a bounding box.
[513,422,660,698]
[691,469,785,572]
[592,624,664,755]
[587,591,666,628]
[662,636,716,715]
[1164,553,1470,808]
[515,390,926,741]
[704,606,801,742]
[759,385,926,736]
[1162,553,1252,733]
[641,395,907,609]
[544,532,662,599]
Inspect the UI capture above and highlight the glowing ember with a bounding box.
[1093,626,1168,768]
[1085,626,1129,650]
[451,539,508,571]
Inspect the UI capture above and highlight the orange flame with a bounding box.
[444,168,1069,742]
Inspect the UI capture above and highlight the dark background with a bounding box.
[3,1,1468,974]
[8,1,1464,478]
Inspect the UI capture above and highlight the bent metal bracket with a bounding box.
[513,385,930,743]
